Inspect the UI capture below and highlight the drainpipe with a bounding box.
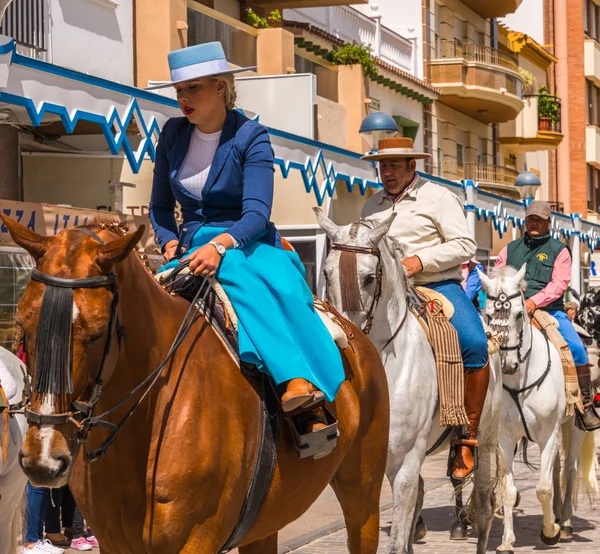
[555,0,570,211]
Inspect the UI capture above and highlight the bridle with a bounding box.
[487,291,532,364]
[487,288,551,442]
[15,228,213,462]
[21,228,121,432]
[330,243,382,334]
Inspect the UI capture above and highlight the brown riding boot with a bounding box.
[576,364,600,431]
[451,360,491,480]
[281,378,325,413]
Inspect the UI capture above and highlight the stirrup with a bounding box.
[447,438,479,478]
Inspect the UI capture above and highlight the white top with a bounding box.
[178,128,222,199]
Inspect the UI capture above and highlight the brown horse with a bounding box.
[2,214,389,554]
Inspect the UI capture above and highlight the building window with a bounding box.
[587,80,600,127]
[478,137,488,164]
[586,0,600,42]
[456,143,464,165]
[0,249,33,350]
[588,164,600,212]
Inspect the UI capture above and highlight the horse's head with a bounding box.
[480,264,527,374]
[314,208,399,331]
[576,288,600,340]
[0,214,143,487]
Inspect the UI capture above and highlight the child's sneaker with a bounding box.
[69,538,92,551]
[85,535,100,548]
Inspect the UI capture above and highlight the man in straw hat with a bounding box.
[362,137,490,480]
[496,200,600,431]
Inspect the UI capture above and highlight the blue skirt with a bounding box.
[158,227,345,401]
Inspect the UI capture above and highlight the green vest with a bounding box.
[506,234,568,312]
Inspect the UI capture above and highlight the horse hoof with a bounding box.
[450,522,468,540]
[540,528,561,546]
[413,518,427,542]
[560,525,573,540]
[496,550,514,554]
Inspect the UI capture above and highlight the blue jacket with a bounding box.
[149,109,278,252]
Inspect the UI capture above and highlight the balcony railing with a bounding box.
[0,0,47,52]
[187,2,257,71]
[284,6,413,72]
[432,36,519,73]
[441,160,520,186]
[548,201,565,214]
[534,94,562,133]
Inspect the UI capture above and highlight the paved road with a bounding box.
[293,448,600,553]
[61,448,599,553]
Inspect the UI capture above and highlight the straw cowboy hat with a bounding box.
[146,42,256,90]
[361,137,431,161]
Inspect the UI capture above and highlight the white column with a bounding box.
[571,216,582,296]
[464,180,477,240]
[371,4,382,58]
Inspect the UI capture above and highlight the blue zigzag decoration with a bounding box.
[0,91,160,173]
[275,149,381,206]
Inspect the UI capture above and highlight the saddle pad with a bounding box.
[533,310,582,416]
[155,266,350,350]
[0,358,17,402]
[414,287,499,355]
[416,287,455,319]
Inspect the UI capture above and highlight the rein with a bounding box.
[488,291,551,442]
[18,229,213,463]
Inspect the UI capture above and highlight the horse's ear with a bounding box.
[478,268,492,292]
[0,213,49,261]
[515,263,527,290]
[313,208,339,241]
[368,213,397,246]
[96,225,145,270]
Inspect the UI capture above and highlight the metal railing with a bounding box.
[441,159,520,186]
[431,35,519,73]
[284,6,413,72]
[548,201,565,213]
[0,0,47,52]
[187,1,257,70]
[534,94,562,133]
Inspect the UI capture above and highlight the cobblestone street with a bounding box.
[289,449,600,553]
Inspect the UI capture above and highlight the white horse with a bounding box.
[480,266,598,551]
[316,210,502,554]
[0,346,28,553]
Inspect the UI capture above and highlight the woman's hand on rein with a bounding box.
[184,244,223,277]
[163,240,179,264]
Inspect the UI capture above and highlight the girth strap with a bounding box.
[219,370,279,552]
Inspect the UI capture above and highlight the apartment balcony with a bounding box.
[284,6,413,73]
[460,0,523,19]
[585,39,600,86]
[429,38,524,124]
[500,94,563,152]
[441,160,521,199]
[0,0,49,61]
[187,2,258,72]
[587,125,600,169]
[258,0,367,8]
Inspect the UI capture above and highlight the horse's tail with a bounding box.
[576,429,599,506]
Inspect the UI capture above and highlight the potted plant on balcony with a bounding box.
[538,86,559,132]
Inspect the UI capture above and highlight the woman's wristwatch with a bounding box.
[209,240,227,257]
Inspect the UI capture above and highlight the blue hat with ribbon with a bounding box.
[146,42,256,90]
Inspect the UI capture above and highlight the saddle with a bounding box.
[155,261,344,459]
[532,310,582,417]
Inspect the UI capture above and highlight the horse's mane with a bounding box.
[490,265,527,291]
